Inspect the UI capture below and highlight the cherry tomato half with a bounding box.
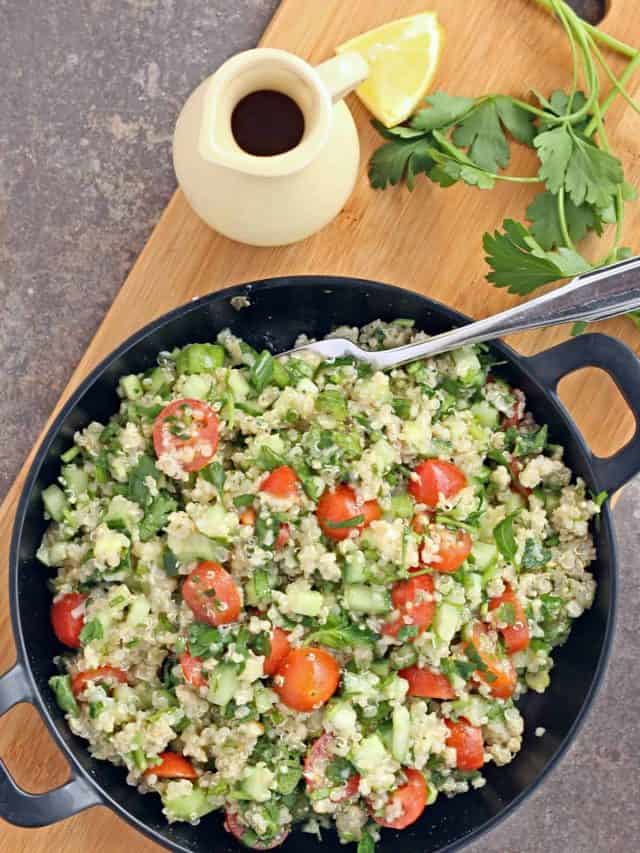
[260,465,299,499]
[275,523,290,551]
[429,528,472,573]
[489,584,530,654]
[153,399,218,473]
[304,734,360,801]
[182,562,242,627]
[399,665,456,699]
[263,627,291,677]
[144,751,197,779]
[274,647,340,712]
[372,768,427,830]
[408,460,467,509]
[225,811,290,850]
[71,666,128,696]
[239,506,257,526]
[466,623,517,699]
[180,652,207,688]
[445,718,485,771]
[316,484,380,541]
[382,575,435,639]
[51,592,86,648]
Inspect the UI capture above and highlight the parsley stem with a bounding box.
[583,43,640,137]
[557,188,575,250]
[533,0,637,59]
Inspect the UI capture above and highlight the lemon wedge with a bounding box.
[337,12,444,128]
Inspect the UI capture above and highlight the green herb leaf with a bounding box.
[410,92,477,132]
[451,99,511,172]
[201,461,226,493]
[307,613,377,649]
[441,658,476,683]
[591,490,608,507]
[483,219,591,294]
[163,549,179,577]
[571,320,588,336]
[233,494,255,509]
[249,350,274,394]
[496,602,517,625]
[493,514,518,562]
[256,445,286,471]
[139,492,177,542]
[126,455,159,508]
[526,191,602,251]
[325,514,364,530]
[187,622,223,658]
[368,135,435,190]
[79,618,104,646]
[326,757,357,785]
[513,425,548,457]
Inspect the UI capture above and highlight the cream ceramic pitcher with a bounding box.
[173,48,368,247]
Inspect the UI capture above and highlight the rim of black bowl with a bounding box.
[9,275,617,853]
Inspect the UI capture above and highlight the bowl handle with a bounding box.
[0,662,101,826]
[527,333,640,495]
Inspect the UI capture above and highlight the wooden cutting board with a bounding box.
[2,1,640,851]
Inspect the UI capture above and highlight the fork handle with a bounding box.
[371,255,640,369]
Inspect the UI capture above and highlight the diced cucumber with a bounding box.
[49,674,78,715]
[167,532,222,563]
[450,695,495,727]
[389,644,418,670]
[42,484,68,522]
[285,581,324,617]
[255,687,277,714]
[526,669,551,692]
[127,595,151,627]
[105,495,142,534]
[342,552,366,584]
[61,464,89,499]
[463,572,483,604]
[352,734,389,775]
[503,490,526,514]
[426,782,438,805]
[228,368,251,401]
[208,663,239,706]
[388,493,415,519]
[471,400,500,428]
[470,541,498,572]
[323,701,357,736]
[193,504,238,539]
[241,764,275,802]
[145,366,172,394]
[272,359,291,389]
[108,584,133,612]
[120,374,143,400]
[245,569,271,608]
[343,584,390,614]
[180,374,212,400]
[176,343,225,375]
[369,659,391,678]
[453,347,483,385]
[391,705,410,763]
[433,602,461,644]
[163,786,213,821]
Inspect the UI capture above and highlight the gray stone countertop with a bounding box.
[0,2,638,852]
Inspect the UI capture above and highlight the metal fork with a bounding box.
[279,256,640,370]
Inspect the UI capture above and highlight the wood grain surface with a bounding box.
[2,1,640,850]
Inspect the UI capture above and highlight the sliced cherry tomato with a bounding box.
[144,751,197,780]
[263,627,291,677]
[509,458,532,500]
[382,575,435,638]
[225,810,290,850]
[260,465,299,498]
[275,523,290,551]
[372,768,427,830]
[399,665,456,699]
[304,734,360,801]
[182,561,242,627]
[412,512,433,534]
[445,718,484,771]
[429,528,472,573]
[274,647,340,712]
[408,460,467,509]
[180,652,207,688]
[501,388,526,429]
[489,584,530,654]
[152,398,218,473]
[51,592,86,648]
[466,623,517,699]
[71,666,128,696]
[239,506,257,525]
[316,484,380,541]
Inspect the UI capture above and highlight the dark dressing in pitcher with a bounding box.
[231,89,305,157]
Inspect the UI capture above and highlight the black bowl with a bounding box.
[3,276,640,852]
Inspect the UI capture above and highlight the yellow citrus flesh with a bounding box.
[337,12,444,128]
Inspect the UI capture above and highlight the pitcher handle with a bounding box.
[316,52,369,103]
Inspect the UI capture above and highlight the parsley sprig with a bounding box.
[369,0,640,321]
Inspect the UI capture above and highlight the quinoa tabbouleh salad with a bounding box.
[39,320,599,851]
